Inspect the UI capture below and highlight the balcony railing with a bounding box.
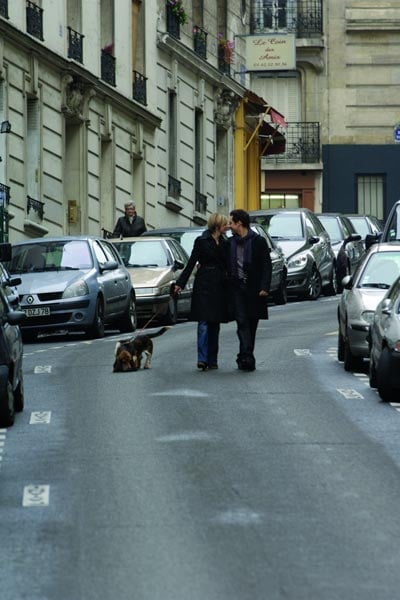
[101,50,116,87]
[27,195,45,220]
[0,183,10,242]
[195,191,207,213]
[166,3,180,39]
[68,26,84,63]
[250,0,322,37]
[26,0,43,41]
[263,122,320,164]
[218,46,232,76]
[193,26,207,59]
[132,70,147,106]
[168,175,181,199]
[0,0,8,19]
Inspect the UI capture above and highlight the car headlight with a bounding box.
[287,253,309,270]
[62,279,89,298]
[361,310,375,325]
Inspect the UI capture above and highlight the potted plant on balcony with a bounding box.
[217,34,234,73]
[166,0,188,25]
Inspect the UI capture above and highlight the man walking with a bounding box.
[227,209,272,371]
[112,201,146,237]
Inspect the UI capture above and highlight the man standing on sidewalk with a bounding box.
[227,209,272,371]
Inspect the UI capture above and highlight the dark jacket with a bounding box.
[176,229,229,323]
[227,232,272,320]
[113,214,146,237]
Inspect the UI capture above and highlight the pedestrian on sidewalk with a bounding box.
[227,209,272,372]
[112,201,147,238]
[174,213,229,370]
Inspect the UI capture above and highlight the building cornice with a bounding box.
[0,18,161,130]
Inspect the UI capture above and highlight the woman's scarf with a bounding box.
[230,229,256,280]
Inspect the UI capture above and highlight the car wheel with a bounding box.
[323,265,338,296]
[0,367,15,427]
[14,368,24,413]
[118,293,137,333]
[273,272,287,305]
[22,331,38,343]
[338,327,345,362]
[306,267,322,300]
[377,347,396,402]
[87,297,105,339]
[344,335,363,372]
[160,296,177,325]
[369,354,378,388]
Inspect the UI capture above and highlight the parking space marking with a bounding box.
[23,485,50,507]
[30,411,52,424]
[337,389,364,400]
[294,349,312,356]
[34,365,52,374]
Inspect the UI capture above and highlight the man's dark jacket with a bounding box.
[112,214,146,237]
[227,232,272,320]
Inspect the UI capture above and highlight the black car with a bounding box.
[0,243,25,427]
[249,208,337,300]
[316,213,365,291]
[347,214,383,248]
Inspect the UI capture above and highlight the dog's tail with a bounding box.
[146,326,172,339]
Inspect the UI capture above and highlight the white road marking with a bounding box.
[0,441,5,447]
[152,389,209,397]
[30,411,52,424]
[294,349,312,356]
[390,403,400,407]
[212,509,262,526]
[34,365,52,374]
[23,485,50,507]
[157,431,216,443]
[337,388,364,399]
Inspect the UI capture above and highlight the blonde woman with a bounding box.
[174,213,229,370]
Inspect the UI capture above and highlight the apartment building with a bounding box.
[249,0,400,221]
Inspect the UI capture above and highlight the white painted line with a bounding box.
[0,428,7,433]
[390,402,400,407]
[0,441,5,447]
[353,373,367,378]
[30,411,52,424]
[395,408,400,413]
[23,485,50,507]
[294,349,312,356]
[337,388,364,399]
[34,366,52,374]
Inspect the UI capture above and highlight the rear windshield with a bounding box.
[252,213,304,240]
[318,217,342,242]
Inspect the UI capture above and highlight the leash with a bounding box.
[136,308,162,334]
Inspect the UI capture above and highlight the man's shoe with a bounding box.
[209,364,218,370]
[197,361,208,371]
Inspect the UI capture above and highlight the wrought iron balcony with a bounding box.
[26,0,43,41]
[263,122,320,164]
[168,175,181,199]
[132,70,147,106]
[166,3,180,39]
[218,45,232,76]
[101,50,116,87]
[68,26,84,63]
[250,0,322,38]
[0,0,9,19]
[27,195,45,220]
[195,191,207,213]
[193,26,207,60]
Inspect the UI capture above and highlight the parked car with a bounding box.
[0,278,25,427]
[380,200,400,243]
[316,213,365,291]
[249,208,337,300]
[347,214,382,247]
[226,222,288,305]
[369,275,400,401]
[337,242,400,371]
[142,227,204,256]
[6,236,137,341]
[110,236,194,324]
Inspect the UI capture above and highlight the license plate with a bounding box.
[23,307,50,317]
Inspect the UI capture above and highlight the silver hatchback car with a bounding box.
[338,243,400,371]
[7,236,137,341]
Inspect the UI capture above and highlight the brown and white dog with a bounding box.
[113,326,171,372]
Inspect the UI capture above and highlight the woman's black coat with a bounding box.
[176,230,229,323]
[227,233,272,320]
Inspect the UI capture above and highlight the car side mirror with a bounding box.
[309,236,320,245]
[341,275,353,289]
[173,260,184,271]
[6,310,26,325]
[8,277,21,287]
[100,260,118,272]
[365,232,381,250]
[381,298,391,315]
[344,233,362,245]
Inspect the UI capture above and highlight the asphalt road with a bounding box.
[2,297,400,600]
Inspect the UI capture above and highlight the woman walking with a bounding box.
[174,213,229,370]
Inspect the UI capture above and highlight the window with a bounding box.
[168,90,177,179]
[261,193,300,209]
[357,174,384,221]
[26,98,40,205]
[195,109,203,193]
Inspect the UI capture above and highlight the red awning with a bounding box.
[259,122,286,156]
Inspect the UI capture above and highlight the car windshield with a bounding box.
[348,217,369,237]
[318,218,342,242]
[7,240,93,273]
[253,213,304,240]
[114,241,169,267]
[358,252,400,289]
[385,204,400,241]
